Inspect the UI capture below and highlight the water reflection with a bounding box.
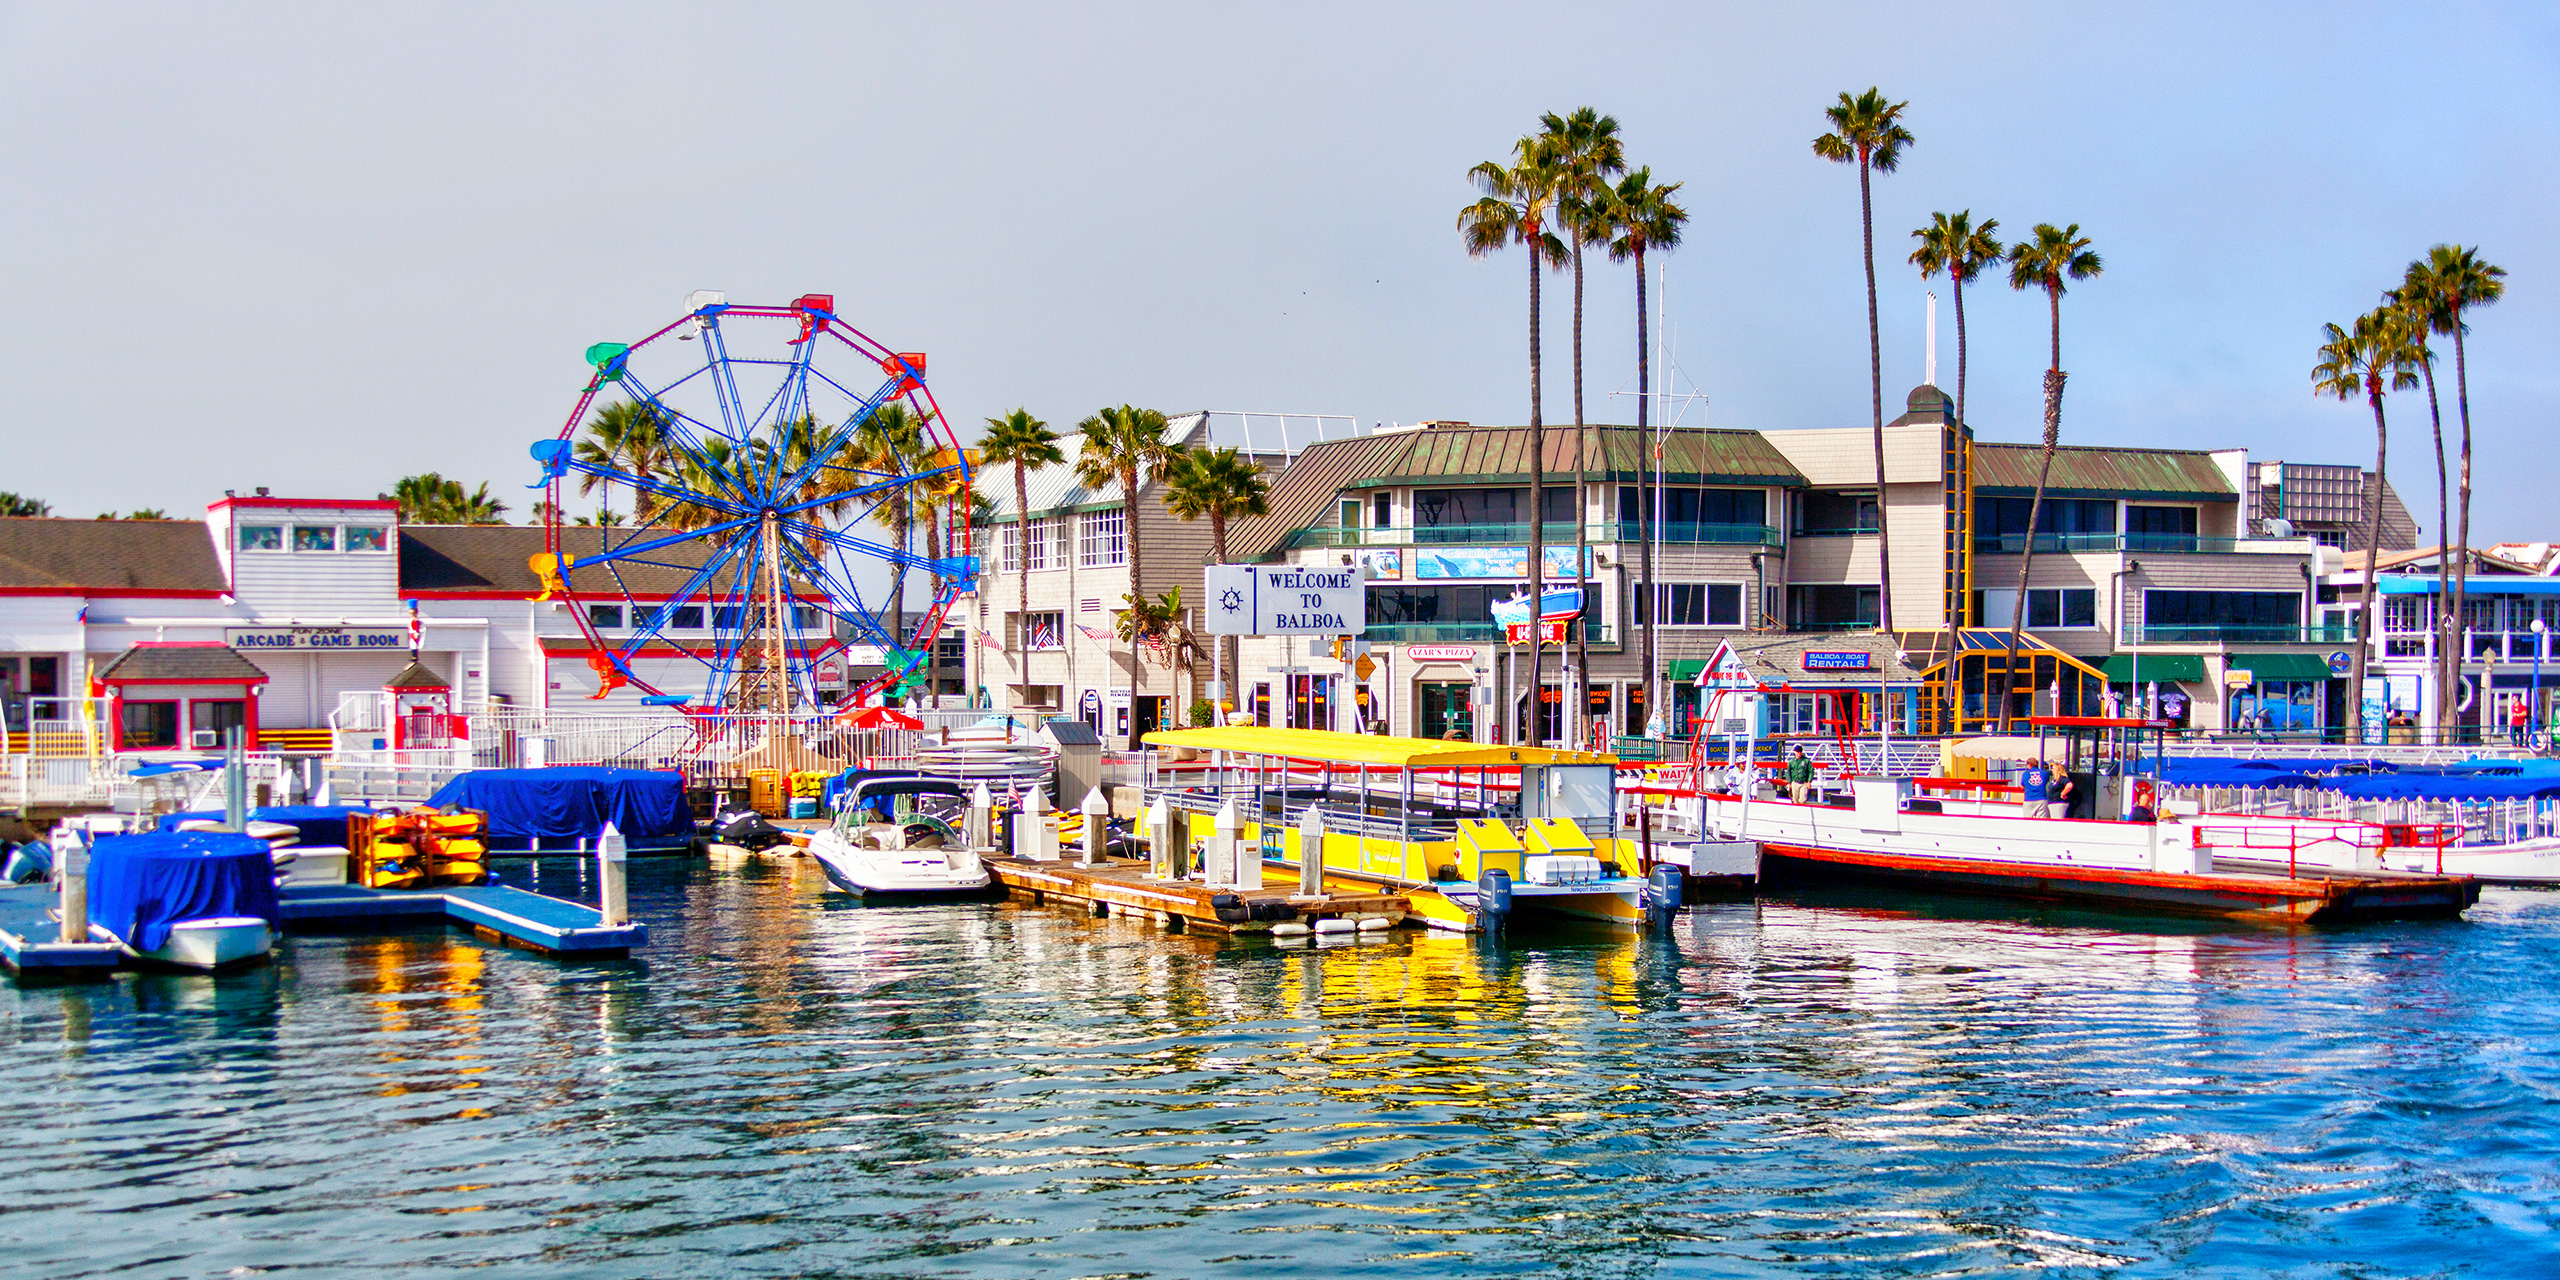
[0,865,2550,1277]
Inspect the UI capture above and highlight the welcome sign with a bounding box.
[1202,565,1365,635]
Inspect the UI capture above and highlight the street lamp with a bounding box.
[2534,617,2548,750]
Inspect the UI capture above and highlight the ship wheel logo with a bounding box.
[1220,588,1245,613]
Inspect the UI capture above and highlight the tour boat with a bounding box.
[805,776,993,898]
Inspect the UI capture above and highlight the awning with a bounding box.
[2095,654,2206,683]
[1667,659,1708,681]
[1143,725,1614,768]
[2226,653,2336,681]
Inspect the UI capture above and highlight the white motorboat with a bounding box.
[805,776,992,898]
[93,917,274,971]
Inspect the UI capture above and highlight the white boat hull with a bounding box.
[806,830,992,897]
[2383,837,2560,884]
[97,917,274,970]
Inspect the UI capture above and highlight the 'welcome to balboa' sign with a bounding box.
[1201,565,1365,636]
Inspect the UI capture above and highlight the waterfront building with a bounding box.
[2338,541,2560,736]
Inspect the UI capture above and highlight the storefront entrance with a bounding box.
[1417,680,1473,741]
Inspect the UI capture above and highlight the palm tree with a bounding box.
[1542,108,1626,742]
[2315,306,2424,737]
[2386,277,2454,727]
[1162,446,1271,710]
[979,408,1064,660]
[1997,223,2101,730]
[0,492,51,517]
[2400,245,2506,733]
[1908,211,2004,428]
[1814,88,1915,636]
[1601,166,1687,733]
[389,473,509,525]
[575,400,669,525]
[1461,132,1566,742]
[1074,405,1179,712]
[853,403,930,642]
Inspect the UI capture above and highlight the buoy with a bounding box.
[1312,917,1355,935]
[1354,916,1392,931]
[1269,920,1313,937]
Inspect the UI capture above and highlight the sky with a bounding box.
[3,2,2554,545]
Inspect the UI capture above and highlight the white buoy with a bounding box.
[1295,805,1328,898]
[1312,917,1355,935]
[54,827,89,944]
[1081,787,1108,867]
[597,821,629,928]
[1354,916,1392,931]
[1269,920,1313,937]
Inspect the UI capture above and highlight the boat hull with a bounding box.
[1759,842,2478,922]
[102,917,275,970]
[2383,837,2560,886]
[806,833,992,899]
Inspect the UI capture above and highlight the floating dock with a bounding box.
[0,879,644,977]
[984,854,1408,934]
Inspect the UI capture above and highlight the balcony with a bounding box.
[2141,624,2359,645]
[1973,533,2314,556]
[1362,623,1617,644]
[1287,521,1781,550]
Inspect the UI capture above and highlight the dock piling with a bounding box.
[1217,799,1254,889]
[1296,806,1327,899]
[1023,788,1059,861]
[1080,787,1107,868]
[968,782,993,854]
[597,821,628,928]
[54,828,88,944]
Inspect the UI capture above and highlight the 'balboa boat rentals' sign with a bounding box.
[1202,565,1364,636]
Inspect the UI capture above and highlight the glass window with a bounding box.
[587,604,623,629]
[713,605,743,629]
[1413,487,1573,531]
[1373,493,1393,528]
[670,604,704,630]
[1788,584,1881,629]
[1621,487,1767,530]
[1707,583,1745,627]
[1977,497,2118,551]
[791,604,826,630]
[343,525,388,551]
[1022,611,1065,650]
[293,525,336,552]
[119,700,179,749]
[237,525,282,551]
[1025,516,1057,572]
[1795,490,1879,534]
[2023,588,2096,628]
[1638,585,1707,626]
[1079,509,1126,568]
[1001,522,1022,575]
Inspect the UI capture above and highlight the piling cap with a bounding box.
[1298,805,1327,836]
[1213,798,1241,831]
[1083,787,1108,815]
[971,782,992,807]
[598,820,628,862]
[1145,796,1170,824]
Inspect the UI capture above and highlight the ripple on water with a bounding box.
[1,864,2557,1278]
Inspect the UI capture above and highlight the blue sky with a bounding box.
[3,3,2552,543]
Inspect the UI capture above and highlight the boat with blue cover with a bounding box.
[84,830,279,970]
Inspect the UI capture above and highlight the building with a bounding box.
[2341,542,2560,735]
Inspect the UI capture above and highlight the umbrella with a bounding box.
[844,706,923,731]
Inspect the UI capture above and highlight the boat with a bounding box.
[83,830,281,970]
[93,916,274,970]
[2155,766,2560,885]
[1704,715,2479,923]
[804,775,993,897]
[1137,726,1668,931]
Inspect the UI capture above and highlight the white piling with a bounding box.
[1218,798,1256,890]
[1081,787,1108,867]
[1145,795,1177,880]
[1296,805,1328,899]
[597,821,629,928]
[968,781,993,853]
[54,827,89,944]
[1022,787,1059,862]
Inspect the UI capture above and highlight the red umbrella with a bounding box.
[844,706,923,730]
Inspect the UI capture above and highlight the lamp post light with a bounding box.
[2533,617,2548,751]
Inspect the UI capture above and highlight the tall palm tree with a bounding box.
[1602,166,1687,734]
[1814,88,1915,637]
[1162,446,1271,710]
[978,408,1064,659]
[1461,132,1566,742]
[1074,405,1179,711]
[1997,223,2101,731]
[2315,306,2424,737]
[2386,277,2454,727]
[2401,245,2506,732]
[1542,108,1626,742]
[1908,211,2004,428]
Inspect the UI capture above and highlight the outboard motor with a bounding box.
[710,802,788,852]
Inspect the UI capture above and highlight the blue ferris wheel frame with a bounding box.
[528,296,978,710]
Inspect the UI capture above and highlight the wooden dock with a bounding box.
[985,854,1410,934]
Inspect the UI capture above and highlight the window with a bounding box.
[1412,487,1575,533]
[1634,583,1744,627]
[670,604,704,630]
[2027,588,2098,628]
[237,525,282,551]
[344,525,388,551]
[293,525,337,552]
[120,700,179,749]
[1795,490,1879,535]
[2125,505,2198,548]
[1000,522,1021,574]
[587,604,623,629]
[713,605,743,629]
[2144,590,2300,639]
[191,699,247,739]
[1788,584,1880,629]
[791,604,826,630]
[1079,508,1126,567]
[1338,498,1362,529]
[1021,611,1065,650]
[1976,497,2116,551]
[1373,493,1393,528]
[1621,487,1767,532]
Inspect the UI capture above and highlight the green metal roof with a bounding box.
[2094,654,2207,683]
[1334,425,1806,491]
[1974,444,2238,502]
[2226,652,2336,681]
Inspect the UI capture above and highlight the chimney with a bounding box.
[254,487,270,497]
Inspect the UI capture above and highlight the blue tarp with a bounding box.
[2322,775,2560,802]
[2164,756,2395,778]
[425,768,690,848]
[2158,761,2319,788]
[157,805,381,850]
[87,831,278,952]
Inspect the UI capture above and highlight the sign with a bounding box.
[1202,565,1364,635]
[1405,645,1480,663]
[1107,687,1132,708]
[1504,621,1567,646]
[1700,640,1757,691]
[814,652,846,691]
[1411,545,1592,580]
[2225,668,2254,688]
[225,626,409,652]
[1356,549,1402,580]
[1800,650,1874,672]
[2327,650,2353,676]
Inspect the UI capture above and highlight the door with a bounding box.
[1418,681,1473,741]
[1132,695,1167,740]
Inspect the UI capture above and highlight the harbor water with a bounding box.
[4,857,2556,1277]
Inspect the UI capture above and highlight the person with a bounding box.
[1784,747,1814,802]
[2048,771,2077,820]
[2511,696,2532,748]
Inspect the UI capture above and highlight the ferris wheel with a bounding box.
[528,291,975,713]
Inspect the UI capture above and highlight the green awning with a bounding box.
[1667,659,1708,681]
[2226,652,2337,681]
[2096,654,2206,683]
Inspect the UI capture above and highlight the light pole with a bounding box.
[2534,616,2548,751]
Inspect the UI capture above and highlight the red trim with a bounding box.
[100,676,264,687]
[0,587,223,599]
[540,642,828,659]
[1757,840,2329,900]
[209,497,400,512]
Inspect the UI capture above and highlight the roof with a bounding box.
[384,659,450,690]
[1972,443,2238,502]
[979,412,1212,519]
[98,642,270,684]
[1225,433,1417,562]
[2340,545,2548,576]
[0,518,226,593]
[1141,726,1616,768]
[1340,425,1805,491]
[1702,632,1928,683]
[399,524,818,598]
[2094,654,2208,683]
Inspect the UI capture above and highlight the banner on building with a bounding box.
[1412,546,1592,580]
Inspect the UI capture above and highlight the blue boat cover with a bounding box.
[86,831,278,952]
[156,805,382,850]
[2158,761,2319,788]
[426,768,689,843]
[2321,775,2560,801]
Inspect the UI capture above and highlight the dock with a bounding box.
[984,854,1409,934]
[0,883,126,977]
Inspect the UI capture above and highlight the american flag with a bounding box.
[976,630,1004,651]
[1077,625,1114,643]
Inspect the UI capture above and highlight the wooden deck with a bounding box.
[984,854,1409,934]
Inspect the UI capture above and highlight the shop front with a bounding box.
[97,642,270,752]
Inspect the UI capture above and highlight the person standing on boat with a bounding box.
[2048,772,2077,820]
[1784,747,1814,802]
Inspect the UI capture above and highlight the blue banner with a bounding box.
[1412,546,1591,580]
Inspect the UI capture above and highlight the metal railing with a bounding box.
[1288,521,1781,550]
[2141,625,2358,644]
[1974,534,2315,556]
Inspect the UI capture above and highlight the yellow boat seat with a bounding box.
[1523,818,1596,857]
